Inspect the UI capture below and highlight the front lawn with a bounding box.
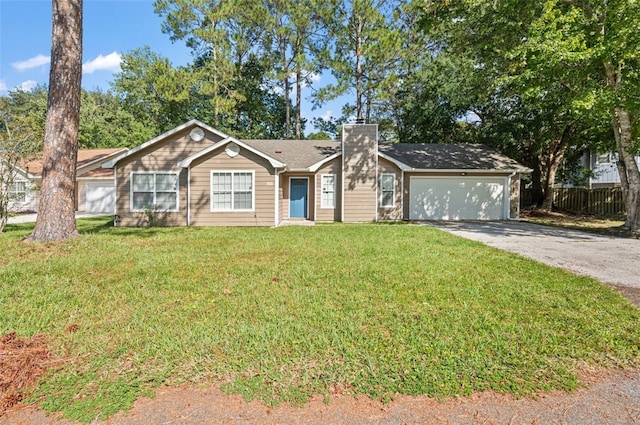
[1,218,639,422]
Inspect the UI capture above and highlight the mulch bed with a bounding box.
[0,332,61,416]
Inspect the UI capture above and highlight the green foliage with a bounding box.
[112,46,193,135]
[0,87,155,150]
[0,100,42,231]
[1,221,639,422]
[79,89,156,148]
[416,0,640,208]
[318,0,403,123]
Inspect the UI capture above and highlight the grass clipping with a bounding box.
[0,332,60,415]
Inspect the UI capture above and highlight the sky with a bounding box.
[0,0,339,134]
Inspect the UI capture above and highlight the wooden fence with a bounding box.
[521,187,626,215]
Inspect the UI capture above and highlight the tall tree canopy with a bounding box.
[419,0,640,228]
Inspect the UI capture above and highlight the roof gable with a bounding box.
[18,148,126,178]
[177,137,286,169]
[102,119,229,168]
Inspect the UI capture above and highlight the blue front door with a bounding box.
[290,178,308,218]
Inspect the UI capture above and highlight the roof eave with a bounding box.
[407,168,531,174]
[307,151,342,172]
[378,152,411,171]
[79,148,128,171]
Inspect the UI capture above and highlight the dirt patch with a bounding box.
[521,209,633,237]
[0,332,61,417]
[2,368,640,425]
[612,285,640,307]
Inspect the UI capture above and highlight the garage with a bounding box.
[85,182,116,213]
[409,175,508,220]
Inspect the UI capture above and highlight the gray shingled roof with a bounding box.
[242,139,528,172]
[379,143,529,171]
[243,139,341,169]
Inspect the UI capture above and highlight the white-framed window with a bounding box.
[211,170,254,211]
[320,174,336,209]
[131,172,179,212]
[380,174,395,208]
[8,181,28,202]
[596,153,612,164]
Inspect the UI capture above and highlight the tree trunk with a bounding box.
[539,150,563,211]
[616,159,629,202]
[613,107,640,231]
[280,41,291,139]
[605,60,640,231]
[26,0,82,242]
[612,115,630,203]
[295,64,302,139]
[354,19,364,124]
[539,128,571,210]
[530,161,544,207]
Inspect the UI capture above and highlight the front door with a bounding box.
[289,178,308,218]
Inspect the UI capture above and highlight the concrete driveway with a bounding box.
[6,212,108,224]
[428,221,640,290]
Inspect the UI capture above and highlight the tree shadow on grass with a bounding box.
[77,215,207,238]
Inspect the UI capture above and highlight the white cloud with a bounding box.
[320,110,333,121]
[17,80,38,92]
[82,52,121,74]
[0,81,7,92]
[12,54,51,71]
[308,72,321,82]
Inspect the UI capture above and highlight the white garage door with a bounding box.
[409,176,507,220]
[85,183,115,213]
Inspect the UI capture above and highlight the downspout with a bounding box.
[401,171,405,220]
[113,165,118,226]
[186,167,191,226]
[274,168,281,227]
[341,133,345,223]
[374,128,379,222]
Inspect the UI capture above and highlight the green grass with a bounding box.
[1,217,639,422]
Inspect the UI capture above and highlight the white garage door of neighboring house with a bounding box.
[409,176,508,220]
[85,183,115,213]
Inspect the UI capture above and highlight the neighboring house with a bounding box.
[560,151,640,188]
[587,152,640,188]
[103,120,529,227]
[10,148,127,213]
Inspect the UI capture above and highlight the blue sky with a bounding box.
[0,0,341,134]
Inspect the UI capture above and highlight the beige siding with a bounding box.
[510,174,521,219]
[115,127,223,226]
[377,158,403,221]
[314,158,342,222]
[342,124,378,222]
[189,148,276,227]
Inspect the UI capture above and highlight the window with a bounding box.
[131,172,178,211]
[321,174,336,209]
[596,153,612,164]
[211,171,254,211]
[380,174,395,208]
[8,181,28,202]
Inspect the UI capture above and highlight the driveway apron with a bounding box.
[427,221,640,290]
